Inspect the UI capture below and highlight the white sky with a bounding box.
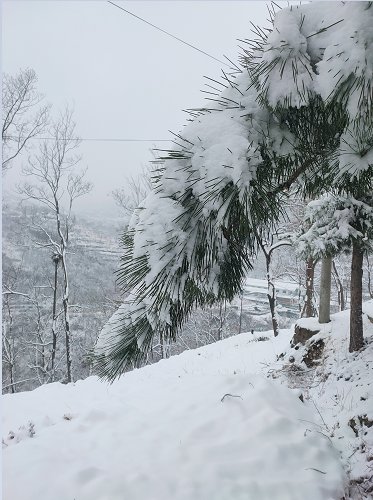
[2,1,272,217]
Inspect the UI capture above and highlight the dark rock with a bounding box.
[302,339,325,368]
[348,415,373,437]
[291,323,320,347]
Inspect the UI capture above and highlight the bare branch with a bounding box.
[2,68,50,172]
[112,164,152,216]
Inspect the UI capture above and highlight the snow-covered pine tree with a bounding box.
[94,2,373,380]
[295,194,373,351]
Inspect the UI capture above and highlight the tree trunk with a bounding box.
[332,261,345,311]
[217,302,226,341]
[61,250,72,383]
[35,302,47,385]
[9,365,15,393]
[349,242,364,352]
[303,257,315,317]
[160,330,167,359]
[319,256,332,324]
[266,256,279,336]
[50,256,59,378]
[56,204,72,383]
[5,334,16,394]
[63,295,72,382]
[238,292,243,334]
[4,299,16,393]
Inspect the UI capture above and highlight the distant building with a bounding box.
[239,278,301,319]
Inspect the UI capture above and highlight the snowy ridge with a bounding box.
[5,304,373,499]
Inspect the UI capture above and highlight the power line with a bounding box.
[107,1,231,68]
[4,136,170,143]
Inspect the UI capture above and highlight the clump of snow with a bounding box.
[315,3,373,115]
[258,7,315,107]
[362,300,373,321]
[94,302,131,355]
[295,316,330,333]
[254,1,373,116]
[339,128,373,178]
[294,194,373,260]
[251,1,373,179]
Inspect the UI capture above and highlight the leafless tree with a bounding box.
[1,258,42,393]
[19,108,92,383]
[280,198,317,318]
[2,290,19,393]
[3,283,58,387]
[2,68,49,172]
[112,165,152,217]
[177,304,236,352]
[256,231,292,337]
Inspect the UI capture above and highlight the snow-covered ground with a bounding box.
[3,303,373,500]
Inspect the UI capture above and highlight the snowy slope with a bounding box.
[3,306,373,500]
[272,305,373,498]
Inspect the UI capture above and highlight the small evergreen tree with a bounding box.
[295,194,373,350]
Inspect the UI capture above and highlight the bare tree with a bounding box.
[2,290,19,393]
[49,252,62,375]
[256,233,292,337]
[2,68,49,172]
[112,164,152,217]
[3,283,57,387]
[1,258,43,393]
[19,108,92,383]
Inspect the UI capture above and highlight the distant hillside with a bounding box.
[2,199,125,392]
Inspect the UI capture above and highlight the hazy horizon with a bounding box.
[3,1,270,217]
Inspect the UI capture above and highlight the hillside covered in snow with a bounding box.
[3,304,373,500]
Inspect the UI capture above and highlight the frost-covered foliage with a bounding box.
[249,3,373,111]
[245,1,373,188]
[295,194,373,260]
[95,2,373,380]
[94,75,285,377]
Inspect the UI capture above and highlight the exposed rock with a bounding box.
[302,339,325,368]
[348,415,373,437]
[291,323,320,347]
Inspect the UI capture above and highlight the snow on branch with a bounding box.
[94,1,373,380]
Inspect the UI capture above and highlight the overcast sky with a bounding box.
[3,1,272,217]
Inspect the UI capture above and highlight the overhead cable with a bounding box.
[107,1,231,68]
